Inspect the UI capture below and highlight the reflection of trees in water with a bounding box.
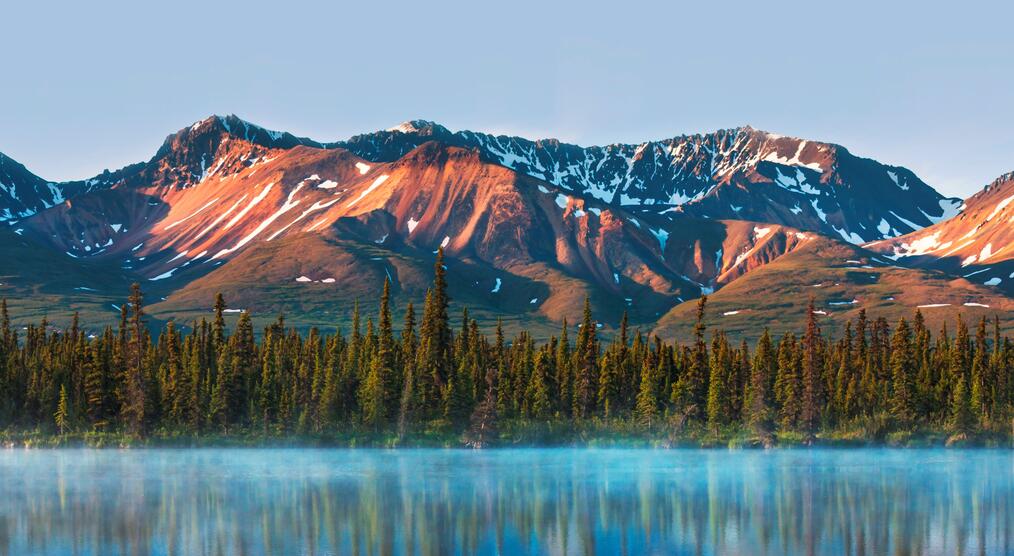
[0,450,1010,556]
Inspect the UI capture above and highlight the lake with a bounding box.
[0,448,1010,555]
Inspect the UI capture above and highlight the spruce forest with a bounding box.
[2,250,1012,448]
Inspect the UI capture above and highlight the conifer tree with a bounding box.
[208,348,231,431]
[707,333,732,432]
[0,277,1010,444]
[950,374,974,435]
[969,317,990,423]
[572,297,598,419]
[258,332,278,431]
[123,283,147,436]
[775,333,800,429]
[635,350,660,428]
[0,297,11,350]
[554,319,572,416]
[55,384,69,435]
[445,341,476,424]
[212,293,227,350]
[889,318,916,425]
[465,367,499,448]
[800,297,823,442]
[597,350,621,418]
[673,296,708,421]
[361,351,388,428]
[397,302,418,436]
[748,329,776,443]
[418,249,452,415]
[525,349,552,419]
[83,341,109,428]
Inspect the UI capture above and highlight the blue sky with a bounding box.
[2,0,1011,197]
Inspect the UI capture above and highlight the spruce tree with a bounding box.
[54,384,69,435]
[748,329,776,443]
[208,349,231,431]
[123,283,147,436]
[597,350,621,418]
[418,249,452,416]
[572,297,598,419]
[445,343,476,424]
[554,319,572,417]
[706,333,732,432]
[397,303,418,436]
[635,350,660,428]
[775,333,800,430]
[258,332,278,431]
[465,367,499,448]
[83,341,108,428]
[361,351,387,428]
[525,349,552,419]
[889,318,916,426]
[673,296,708,421]
[969,317,990,423]
[950,374,974,435]
[800,297,823,442]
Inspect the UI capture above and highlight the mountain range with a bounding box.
[1,115,1009,339]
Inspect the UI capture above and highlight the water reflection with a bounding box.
[0,448,1010,555]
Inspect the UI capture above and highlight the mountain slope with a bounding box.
[0,152,88,221]
[5,115,958,244]
[867,171,1014,295]
[334,122,960,244]
[17,119,829,329]
[4,115,1008,338]
[654,235,1014,342]
[0,226,137,326]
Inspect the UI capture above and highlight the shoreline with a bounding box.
[4,426,1009,450]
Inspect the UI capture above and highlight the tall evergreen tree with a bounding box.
[748,329,776,443]
[889,318,916,425]
[524,349,552,419]
[707,333,732,432]
[572,297,598,419]
[775,333,801,430]
[800,297,823,442]
[123,283,147,436]
[673,296,708,421]
[397,302,418,436]
[54,384,69,434]
[418,249,452,416]
[635,347,661,428]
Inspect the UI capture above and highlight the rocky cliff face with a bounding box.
[1,115,1004,332]
[867,171,1014,295]
[334,122,961,244]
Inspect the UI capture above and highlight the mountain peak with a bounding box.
[986,170,1014,192]
[737,125,802,142]
[179,114,323,150]
[385,119,449,135]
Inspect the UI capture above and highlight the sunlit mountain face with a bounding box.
[0,115,1008,337]
[867,170,1014,296]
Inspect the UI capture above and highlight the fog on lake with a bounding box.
[0,448,1010,555]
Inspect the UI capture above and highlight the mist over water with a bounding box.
[0,448,1010,555]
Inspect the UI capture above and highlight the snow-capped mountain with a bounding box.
[0,151,86,221]
[332,122,961,244]
[867,170,1014,295]
[1,114,1006,334]
[86,115,325,192]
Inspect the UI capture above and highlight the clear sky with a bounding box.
[2,0,1011,197]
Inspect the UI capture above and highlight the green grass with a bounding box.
[5,419,1005,449]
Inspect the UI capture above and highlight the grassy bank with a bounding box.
[4,418,1010,449]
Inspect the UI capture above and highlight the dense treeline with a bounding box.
[1,249,1012,446]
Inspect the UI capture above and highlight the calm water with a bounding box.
[0,448,1011,555]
